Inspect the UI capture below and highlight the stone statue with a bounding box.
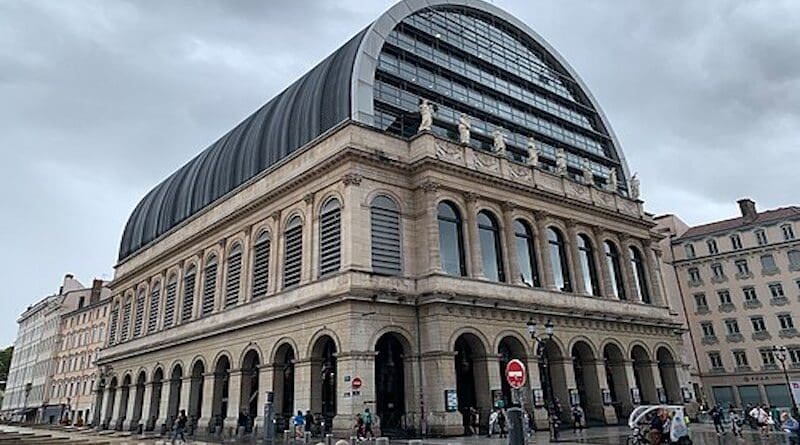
[526,137,539,167]
[418,98,434,132]
[583,166,594,186]
[555,148,567,175]
[458,113,471,145]
[630,173,641,199]
[492,128,506,154]
[608,169,618,192]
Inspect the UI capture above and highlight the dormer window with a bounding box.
[685,243,696,259]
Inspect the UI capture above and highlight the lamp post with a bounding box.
[527,319,556,439]
[772,346,799,417]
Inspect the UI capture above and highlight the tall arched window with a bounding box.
[181,266,196,321]
[147,281,161,334]
[319,198,342,277]
[201,255,218,316]
[120,296,132,342]
[604,241,626,299]
[283,216,303,288]
[225,244,242,308]
[577,234,600,296]
[108,301,119,345]
[478,210,505,282]
[163,274,177,327]
[370,195,402,275]
[629,246,651,303]
[514,220,540,287]
[133,289,145,337]
[251,231,271,299]
[547,227,571,292]
[437,201,466,276]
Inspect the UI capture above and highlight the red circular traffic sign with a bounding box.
[351,377,362,390]
[505,359,526,389]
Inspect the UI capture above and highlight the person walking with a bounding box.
[572,404,585,434]
[711,404,725,434]
[497,408,507,439]
[304,410,315,437]
[487,408,499,438]
[293,410,305,438]
[729,406,744,439]
[171,409,188,445]
[353,413,365,440]
[363,408,375,439]
[781,411,800,445]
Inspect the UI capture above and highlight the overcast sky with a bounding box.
[1,0,798,347]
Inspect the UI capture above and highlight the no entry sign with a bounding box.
[505,359,526,389]
[351,377,363,390]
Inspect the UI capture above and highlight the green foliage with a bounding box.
[0,346,14,383]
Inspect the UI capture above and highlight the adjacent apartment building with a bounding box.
[657,199,800,410]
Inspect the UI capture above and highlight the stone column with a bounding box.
[565,220,587,295]
[525,356,550,430]
[419,351,462,436]
[342,173,367,273]
[293,360,313,416]
[649,361,666,403]
[549,357,577,422]
[268,211,281,295]
[179,376,191,414]
[302,193,316,284]
[533,212,557,290]
[100,387,114,428]
[331,352,376,434]
[587,359,618,424]
[198,373,216,434]
[463,192,483,278]
[156,379,175,433]
[223,370,243,435]
[502,203,521,284]
[240,229,253,304]
[422,181,443,275]
[643,241,666,306]
[122,385,139,430]
[138,382,153,431]
[618,234,640,302]
[612,360,636,417]
[110,386,124,430]
[254,364,275,430]
[475,355,498,425]
[591,227,614,298]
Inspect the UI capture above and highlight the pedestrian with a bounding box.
[470,407,480,436]
[711,404,725,434]
[363,408,375,438]
[497,408,507,438]
[293,410,306,438]
[572,404,585,434]
[781,411,800,445]
[171,409,187,445]
[304,410,315,437]
[729,407,743,439]
[751,404,770,438]
[550,409,561,441]
[488,408,499,438]
[353,413,365,440]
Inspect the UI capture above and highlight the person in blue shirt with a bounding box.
[781,411,800,445]
[293,410,305,438]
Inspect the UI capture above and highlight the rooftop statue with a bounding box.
[555,148,567,175]
[630,173,641,199]
[527,137,539,167]
[458,113,471,145]
[418,99,434,133]
[492,129,507,155]
[608,169,618,192]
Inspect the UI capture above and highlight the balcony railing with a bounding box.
[743,299,762,309]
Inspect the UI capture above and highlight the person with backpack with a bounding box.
[729,406,743,438]
[497,408,507,438]
[710,404,725,434]
[171,409,187,445]
[363,408,375,439]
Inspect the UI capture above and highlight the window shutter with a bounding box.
[108,305,119,345]
[225,248,242,307]
[120,298,132,342]
[284,221,303,287]
[147,284,160,333]
[202,259,218,316]
[181,270,196,321]
[319,201,342,276]
[252,236,271,299]
[133,293,145,337]
[371,198,402,275]
[163,280,177,327]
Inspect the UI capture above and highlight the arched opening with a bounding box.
[130,372,146,430]
[656,347,681,403]
[547,227,572,292]
[375,333,410,434]
[147,368,163,431]
[454,333,489,435]
[477,210,505,282]
[104,377,118,429]
[514,219,540,287]
[117,374,132,430]
[571,342,603,424]
[604,241,626,300]
[540,340,569,422]
[629,246,651,303]
[438,201,466,276]
[603,344,631,420]
[167,365,183,431]
[310,336,337,433]
[273,344,295,433]
[498,336,527,408]
[240,351,260,433]
[188,361,204,433]
[577,235,600,296]
[211,356,231,431]
[631,346,656,404]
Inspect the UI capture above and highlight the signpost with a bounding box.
[506,359,527,389]
[505,359,527,445]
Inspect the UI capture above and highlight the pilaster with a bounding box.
[223,370,243,435]
[463,192,483,278]
[533,212,557,290]
[422,182,443,274]
[502,203,521,284]
[198,373,216,434]
[565,220,587,295]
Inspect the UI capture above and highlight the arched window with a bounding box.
[147,281,160,334]
[629,246,651,303]
[577,234,600,296]
[133,289,145,337]
[163,274,177,327]
[120,296,132,342]
[283,216,303,288]
[225,244,243,308]
[514,220,540,287]
[108,301,119,345]
[437,201,466,276]
[604,241,626,299]
[252,231,271,298]
[370,195,402,275]
[181,266,196,321]
[319,198,342,277]
[201,255,218,316]
[547,227,571,292]
[478,210,505,282]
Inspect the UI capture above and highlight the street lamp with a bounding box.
[772,346,799,417]
[527,319,557,438]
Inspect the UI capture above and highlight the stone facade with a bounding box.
[657,199,800,410]
[97,125,688,437]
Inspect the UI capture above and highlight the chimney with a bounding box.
[90,279,103,303]
[738,198,757,220]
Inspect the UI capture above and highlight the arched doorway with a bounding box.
[240,351,260,433]
[375,333,409,434]
[104,377,117,429]
[130,372,146,430]
[454,333,489,435]
[498,336,528,409]
[147,368,163,431]
[631,346,656,404]
[310,336,337,433]
[603,343,631,420]
[572,341,602,423]
[211,356,231,432]
[167,365,183,430]
[273,344,295,432]
[656,347,681,403]
[117,374,131,430]
[188,360,204,432]
[540,340,569,421]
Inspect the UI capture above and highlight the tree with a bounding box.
[0,345,13,388]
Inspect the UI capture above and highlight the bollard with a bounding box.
[325,433,334,445]
[305,431,312,443]
[375,437,389,445]
[284,429,292,441]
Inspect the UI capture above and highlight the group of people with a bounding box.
[352,408,376,441]
[708,403,800,442]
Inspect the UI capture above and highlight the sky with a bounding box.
[0,0,798,347]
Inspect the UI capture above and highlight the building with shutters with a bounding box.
[96,0,690,438]
[656,199,800,411]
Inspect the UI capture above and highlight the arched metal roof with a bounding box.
[119,0,630,262]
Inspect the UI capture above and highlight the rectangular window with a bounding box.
[789,347,800,365]
[730,234,743,250]
[685,244,696,259]
[709,352,724,369]
[733,351,749,367]
[751,316,767,332]
[755,229,768,246]
[782,224,795,241]
[743,287,758,301]
[778,314,794,330]
[761,254,777,271]
[760,349,776,366]
[718,290,732,304]
[735,259,750,275]
[725,319,740,334]
[707,239,719,255]
[688,267,701,282]
[769,283,785,298]
[701,322,715,337]
[694,293,708,309]
[711,263,724,278]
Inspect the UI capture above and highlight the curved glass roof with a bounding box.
[118,0,630,262]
